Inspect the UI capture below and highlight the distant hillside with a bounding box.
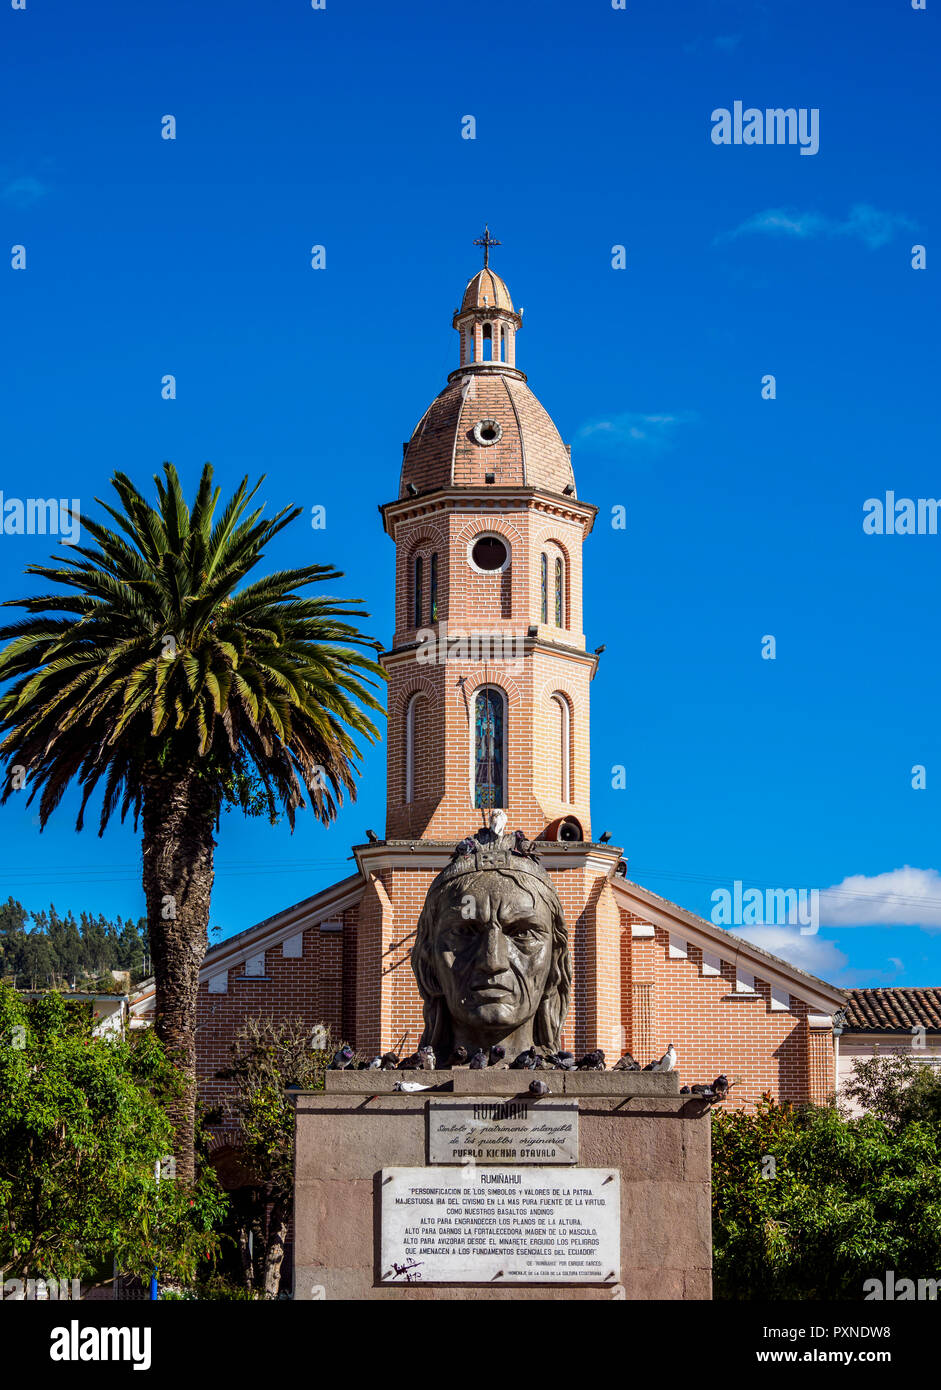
[0,896,149,991]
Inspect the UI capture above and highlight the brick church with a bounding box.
[190,239,845,1111]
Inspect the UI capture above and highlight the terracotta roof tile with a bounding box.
[842,987,941,1032]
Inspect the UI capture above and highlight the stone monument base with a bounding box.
[293,1070,712,1300]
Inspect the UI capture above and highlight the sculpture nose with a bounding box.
[482,923,508,974]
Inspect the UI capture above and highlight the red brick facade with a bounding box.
[192,259,845,1112]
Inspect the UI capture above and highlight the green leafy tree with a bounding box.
[841,1051,941,1129]
[0,982,226,1286]
[712,1093,941,1299]
[0,463,384,1181]
[214,1016,332,1297]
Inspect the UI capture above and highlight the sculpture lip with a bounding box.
[469,980,513,997]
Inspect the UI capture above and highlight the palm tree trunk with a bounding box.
[142,769,216,1185]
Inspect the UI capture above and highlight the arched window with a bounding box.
[554,557,564,627]
[413,555,423,628]
[405,693,420,803]
[473,686,505,810]
[540,552,548,624]
[482,323,493,361]
[430,552,438,622]
[552,694,572,803]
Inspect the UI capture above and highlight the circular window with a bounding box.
[470,535,509,572]
[473,418,503,447]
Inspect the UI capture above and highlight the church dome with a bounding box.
[460,267,514,314]
[400,371,575,496]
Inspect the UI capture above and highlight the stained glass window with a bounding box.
[430,553,438,622]
[413,555,423,628]
[555,557,564,627]
[474,687,505,810]
[540,552,548,624]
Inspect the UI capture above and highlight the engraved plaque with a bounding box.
[428,1098,578,1164]
[380,1166,620,1285]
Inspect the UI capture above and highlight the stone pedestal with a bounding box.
[293,1070,711,1300]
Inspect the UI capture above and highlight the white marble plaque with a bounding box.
[428,1099,578,1164]
[380,1166,620,1285]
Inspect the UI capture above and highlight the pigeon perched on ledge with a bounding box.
[510,1047,538,1070]
[613,1052,640,1071]
[712,1074,730,1100]
[529,1079,551,1096]
[328,1045,355,1070]
[650,1045,677,1073]
[488,1044,506,1067]
[448,1045,469,1067]
[469,1048,487,1069]
[380,1052,399,1070]
[546,1051,577,1070]
[577,1049,606,1071]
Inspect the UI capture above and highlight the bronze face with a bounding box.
[410,830,571,1057]
[432,872,554,1046]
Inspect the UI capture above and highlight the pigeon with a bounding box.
[711,1074,730,1101]
[577,1049,606,1071]
[328,1045,355,1070]
[447,1045,469,1067]
[613,1052,640,1071]
[398,1051,423,1070]
[488,1044,506,1067]
[599,831,612,843]
[366,1056,383,1069]
[642,1061,656,1071]
[679,1085,691,1094]
[531,1053,547,1069]
[651,1044,677,1074]
[509,1047,538,1070]
[380,1052,399,1070]
[418,1044,436,1071]
[394,1080,432,1092]
[529,1079,551,1096]
[453,836,477,860]
[366,829,379,844]
[513,829,539,860]
[547,1051,577,1070]
[690,1083,712,1096]
[469,1048,487,1069]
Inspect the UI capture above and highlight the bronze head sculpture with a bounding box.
[411,823,571,1058]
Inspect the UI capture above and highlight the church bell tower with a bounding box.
[380,231,600,847]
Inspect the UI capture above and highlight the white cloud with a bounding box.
[721,203,913,250]
[731,925,848,977]
[575,411,695,452]
[1,176,47,208]
[819,867,941,931]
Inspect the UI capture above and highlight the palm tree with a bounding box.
[0,463,384,1181]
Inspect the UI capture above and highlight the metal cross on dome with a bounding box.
[473,225,501,267]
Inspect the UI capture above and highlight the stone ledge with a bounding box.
[319,1070,679,1097]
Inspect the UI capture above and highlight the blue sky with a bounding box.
[1,0,939,989]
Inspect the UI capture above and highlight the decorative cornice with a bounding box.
[379,487,597,539]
